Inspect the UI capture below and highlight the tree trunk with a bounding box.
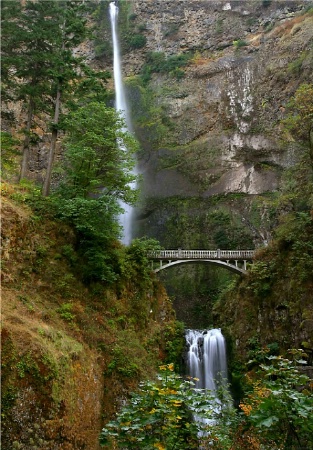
[19,98,34,180]
[309,127,313,169]
[42,87,61,196]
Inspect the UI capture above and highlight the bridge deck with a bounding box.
[148,249,255,261]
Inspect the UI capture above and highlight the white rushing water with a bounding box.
[109,1,134,246]
[186,328,228,391]
[186,329,228,432]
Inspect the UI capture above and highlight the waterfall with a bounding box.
[186,329,228,431]
[186,329,228,392]
[109,1,134,246]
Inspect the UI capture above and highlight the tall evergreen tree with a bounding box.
[1,0,108,192]
[1,1,61,179]
[41,1,89,196]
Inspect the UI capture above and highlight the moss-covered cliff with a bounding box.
[215,194,313,364]
[1,184,180,450]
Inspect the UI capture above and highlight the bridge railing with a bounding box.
[147,249,255,260]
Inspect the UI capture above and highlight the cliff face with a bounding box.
[91,0,312,329]
[109,0,313,249]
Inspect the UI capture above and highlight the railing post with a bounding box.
[217,249,221,259]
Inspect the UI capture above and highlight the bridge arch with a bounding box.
[153,259,247,275]
[148,249,255,276]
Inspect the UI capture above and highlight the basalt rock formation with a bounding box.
[102,0,313,327]
[99,0,313,250]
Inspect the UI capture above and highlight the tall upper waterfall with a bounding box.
[109,1,134,245]
[186,329,228,392]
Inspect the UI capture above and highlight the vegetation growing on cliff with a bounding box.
[2,0,313,447]
[1,186,181,448]
[0,3,183,448]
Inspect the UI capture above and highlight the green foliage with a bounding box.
[287,51,308,76]
[54,196,120,283]
[141,51,193,83]
[51,102,140,283]
[206,209,254,249]
[125,237,162,281]
[129,33,147,49]
[233,39,248,49]
[247,261,273,296]
[7,179,56,219]
[1,386,18,420]
[58,102,138,202]
[95,41,112,59]
[105,330,159,379]
[16,352,40,379]
[107,349,139,377]
[61,244,78,266]
[283,83,313,164]
[0,132,20,178]
[57,303,75,322]
[2,0,109,186]
[241,350,313,449]
[92,0,113,60]
[126,76,171,148]
[100,364,232,449]
[138,23,147,32]
[163,321,185,371]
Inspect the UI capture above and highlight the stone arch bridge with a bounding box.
[147,249,255,275]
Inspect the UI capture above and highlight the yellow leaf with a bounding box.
[154,443,165,450]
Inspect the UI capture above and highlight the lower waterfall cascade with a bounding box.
[186,328,228,391]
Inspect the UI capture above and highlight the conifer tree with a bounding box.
[1,1,60,179]
[41,1,89,196]
[1,0,106,193]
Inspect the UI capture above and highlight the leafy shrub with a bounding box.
[233,39,248,49]
[100,363,232,449]
[141,51,192,83]
[129,33,146,49]
[240,350,313,449]
[51,102,139,283]
[125,237,162,281]
[57,303,75,322]
[94,42,112,59]
[0,131,20,179]
[61,244,78,266]
[138,23,147,32]
[163,321,185,370]
[106,346,139,378]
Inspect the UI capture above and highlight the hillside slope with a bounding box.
[1,185,179,450]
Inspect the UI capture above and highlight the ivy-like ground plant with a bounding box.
[100,352,313,450]
[99,363,233,450]
[239,349,313,450]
